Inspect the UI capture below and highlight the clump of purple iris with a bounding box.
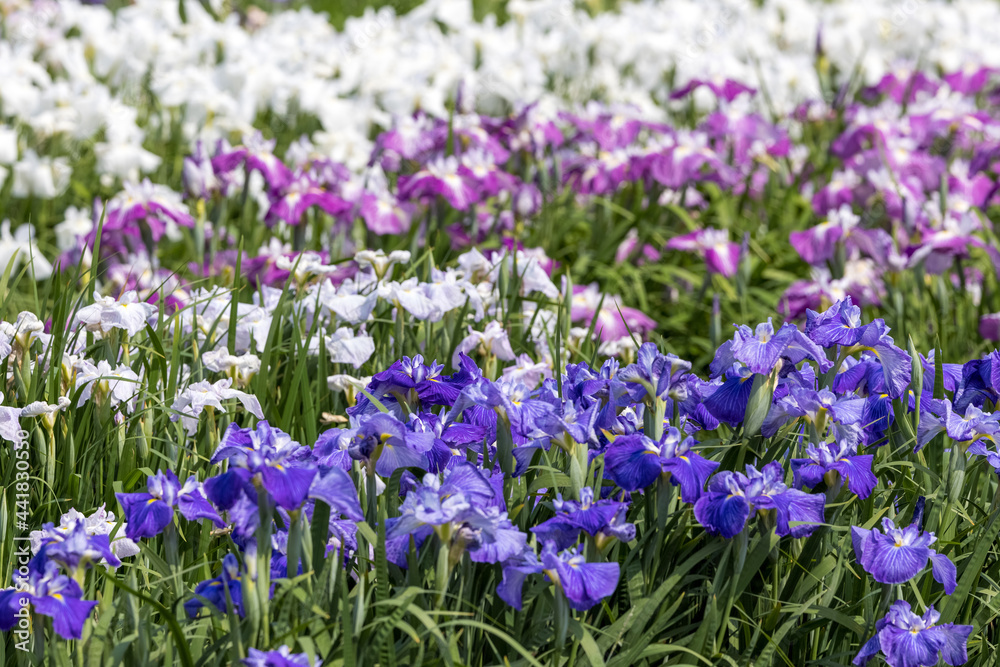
[531,487,635,550]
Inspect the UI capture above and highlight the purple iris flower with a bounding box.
[531,487,635,550]
[244,646,321,667]
[387,462,495,542]
[790,440,876,498]
[849,324,913,399]
[116,469,225,540]
[853,600,971,667]
[384,517,433,568]
[953,350,1000,412]
[0,550,98,640]
[496,542,620,612]
[693,462,825,539]
[617,343,692,402]
[762,387,866,442]
[604,428,718,502]
[346,413,433,477]
[728,318,832,376]
[38,521,122,574]
[407,411,487,472]
[184,554,244,618]
[852,516,957,594]
[448,378,555,443]
[541,543,620,611]
[805,297,868,346]
[458,507,528,564]
[919,400,1000,451]
[537,398,601,446]
[350,355,474,418]
[210,421,316,510]
[702,364,755,427]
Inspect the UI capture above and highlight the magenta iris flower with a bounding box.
[604,428,718,502]
[853,600,971,667]
[851,516,956,594]
[212,131,292,190]
[398,155,479,210]
[666,228,742,277]
[265,172,352,226]
[693,462,825,539]
[670,77,756,102]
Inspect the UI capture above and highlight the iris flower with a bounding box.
[531,487,635,550]
[853,600,971,667]
[243,646,321,667]
[184,554,244,618]
[791,439,877,499]
[116,470,225,540]
[496,543,620,612]
[0,550,98,640]
[604,428,718,501]
[852,516,957,594]
[693,462,825,539]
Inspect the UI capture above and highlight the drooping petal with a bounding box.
[929,623,973,665]
[604,434,661,492]
[115,493,174,540]
[309,467,364,521]
[929,552,957,595]
[833,455,877,499]
[693,492,750,538]
[260,464,317,510]
[32,594,99,640]
[772,489,825,538]
[661,453,719,503]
